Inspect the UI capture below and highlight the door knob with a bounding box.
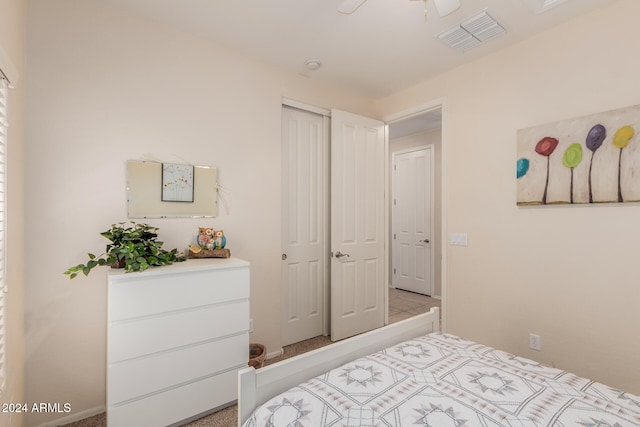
[281,253,287,260]
[334,251,350,258]
[420,239,430,243]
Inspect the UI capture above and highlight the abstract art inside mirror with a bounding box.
[127,160,218,218]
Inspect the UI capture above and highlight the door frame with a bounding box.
[280,96,448,340]
[282,98,331,338]
[391,144,435,297]
[383,98,448,331]
[281,99,388,342]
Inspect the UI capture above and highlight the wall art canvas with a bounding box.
[517,104,640,205]
[161,163,194,202]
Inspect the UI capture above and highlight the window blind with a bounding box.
[0,74,8,392]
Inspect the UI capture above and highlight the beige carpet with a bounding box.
[61,290,439,427]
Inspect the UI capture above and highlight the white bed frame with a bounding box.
[237,307,440,426]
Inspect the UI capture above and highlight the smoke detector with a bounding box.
[305,59,322,71]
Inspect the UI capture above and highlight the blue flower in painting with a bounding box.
[516,158,530,179]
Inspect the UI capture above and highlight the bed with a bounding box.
[238,307,640,426]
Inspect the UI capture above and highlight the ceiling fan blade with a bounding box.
[433,0,461,16]
[338,0,368,14]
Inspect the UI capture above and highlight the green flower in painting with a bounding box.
[612,125,635,202]
[562,143,583,168]
[562,143,583,204]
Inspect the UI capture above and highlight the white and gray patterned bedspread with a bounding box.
[243,333,640,426]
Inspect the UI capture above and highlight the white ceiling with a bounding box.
[102,0,611,100]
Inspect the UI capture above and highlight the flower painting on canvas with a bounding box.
[517,104,640,205]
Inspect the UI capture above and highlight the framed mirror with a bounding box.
[127,160,218,218]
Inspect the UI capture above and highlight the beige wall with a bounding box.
[389,129,442,297]
[24,0,376,425]
[378,0,640,394]
[0,0,26,426]
[23,0,640,425]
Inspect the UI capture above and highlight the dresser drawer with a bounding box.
[109,267,249,321]
[108,368,238,427]
[109,300,249,363]
[108,332,248,405]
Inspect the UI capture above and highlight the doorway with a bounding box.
[281,101,444,349]
[388,108,443,302]
[391,146,434,296]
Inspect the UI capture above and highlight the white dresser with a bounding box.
[107,257,250,427]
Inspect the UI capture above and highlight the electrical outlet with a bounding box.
[529,333,541,351]
[249,318,254,333]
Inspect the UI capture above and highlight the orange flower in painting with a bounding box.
[535,137,559,157]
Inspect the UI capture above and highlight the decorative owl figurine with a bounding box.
[197,227,215,250]
[213,230,226,249]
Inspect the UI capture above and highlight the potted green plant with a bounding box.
[64,222,186,279]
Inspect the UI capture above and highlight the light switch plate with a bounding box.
[451,232,468,246]
[529,333,541,351]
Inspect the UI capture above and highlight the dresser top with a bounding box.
[107,256,249,281]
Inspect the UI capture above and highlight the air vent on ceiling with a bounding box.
[437,11,506,52]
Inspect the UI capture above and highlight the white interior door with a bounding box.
[330,109,386,342]
[281,106,327,346]
[392,147,434,296]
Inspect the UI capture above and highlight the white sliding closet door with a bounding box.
[281,105,387,345]
[281,106,328,346]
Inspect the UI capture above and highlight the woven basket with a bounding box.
[248,343,266,369]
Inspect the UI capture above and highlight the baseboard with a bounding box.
[266,348,284,360]
[34,404,105,427]
[391,284,441,300]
